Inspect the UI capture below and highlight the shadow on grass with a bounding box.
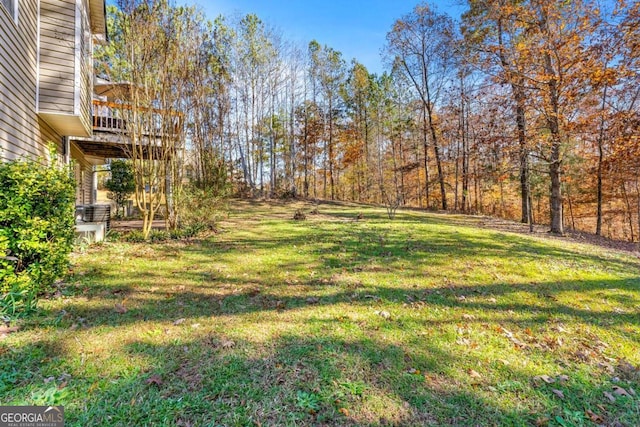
[24,216,640,336]
[3,200,639,425]
[29,274,639,347]
[3,327,637,426]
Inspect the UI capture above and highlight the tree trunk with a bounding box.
[566,184,575,231]
[596,85,608,236]
[549,152,563,234]
[422,104,430,208]
[515,88,529,224]
[426,100,446,210]
[544,52,563,235]
[462,92,469,213]
[497,19,529,223]
[622,181,634,242]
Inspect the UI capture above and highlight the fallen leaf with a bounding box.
[598,361,615,373]
[603,391,616,402]
[585,409,604,423]
[376,310,391,319]
[616,359,639,380]
[0,325,20,338]
[551,389,565,399]
[468,369,482,379]
[173,318,186,326]
[552,324,568,333]
[557,374,569,383]
[338,408,349,416]
[145,374,163,386]
[539,375,556,384]
[114,303,127,314]
[487,297,497,303]
[462,314,476,320]
[221,340,236,349]
[612,386,630,397]
[535,417,550,426]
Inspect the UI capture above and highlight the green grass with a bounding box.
[1,199,639,426]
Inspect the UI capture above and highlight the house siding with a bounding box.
[78,0,92,133]
[0,0,49,161]
[38,0,76,115]
[71,142,93,204]
[1,0,106,207]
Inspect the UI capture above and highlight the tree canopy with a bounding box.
[97,0,640,241]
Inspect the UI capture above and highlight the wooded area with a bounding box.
[98,0,640,240]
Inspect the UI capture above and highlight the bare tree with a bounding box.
[386,4,455,210]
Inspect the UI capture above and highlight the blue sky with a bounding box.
[199,1,468,75]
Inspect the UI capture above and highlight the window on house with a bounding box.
[0,0,17,22]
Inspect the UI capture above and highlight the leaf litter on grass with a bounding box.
[2,199,639,426]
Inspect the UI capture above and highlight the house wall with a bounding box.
[38,0,75,115]
[79,0,93,133]
[0,0,62,161]
[38,0,93,136]
[1,0,98,205]
[71,142,93,204]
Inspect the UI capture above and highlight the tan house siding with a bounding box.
[1,0,105,206]
[79,0,93,133]
[0,0,46,161]
[71,142,93,204]
[38,118,64,153]
[38,0,76,115]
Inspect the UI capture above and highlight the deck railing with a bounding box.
[92,100,183,136]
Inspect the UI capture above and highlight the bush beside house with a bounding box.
[0,155,76,317]
[105,159,135,218]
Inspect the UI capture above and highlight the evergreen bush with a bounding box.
[105,159,135,217]
[0,156,75,317]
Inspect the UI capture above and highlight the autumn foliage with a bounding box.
[99,0,640,241]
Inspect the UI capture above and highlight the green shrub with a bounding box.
[178,185,227,231]
[105,159,135,218]
[0,155,75,317]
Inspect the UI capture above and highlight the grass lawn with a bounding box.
[1,199,639,426]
